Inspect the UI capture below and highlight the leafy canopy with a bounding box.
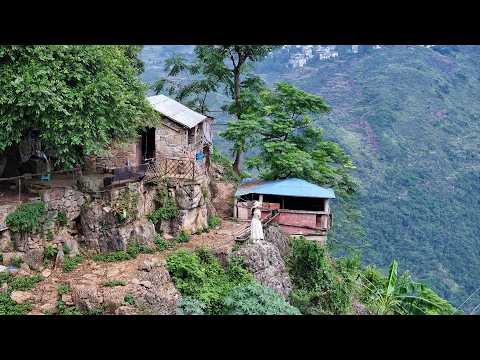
[221,82,358,197]
[154,45,278,173]
[0,45,151,167]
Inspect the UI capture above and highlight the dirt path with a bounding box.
[26,219,248,315]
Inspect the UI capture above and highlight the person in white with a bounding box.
[250,200,264,242]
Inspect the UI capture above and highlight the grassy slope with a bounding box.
[264,46,480,309]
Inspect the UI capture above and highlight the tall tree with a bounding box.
[221,82,358,197]
[0,45,151,168]
[153,45,278,174]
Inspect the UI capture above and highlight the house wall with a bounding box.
[95,139,142,170]
[155,117,190,159]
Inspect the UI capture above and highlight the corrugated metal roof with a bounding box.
[235,178,336,199]
[147,95,208,129]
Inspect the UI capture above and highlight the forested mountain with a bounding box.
[140,45,480,310]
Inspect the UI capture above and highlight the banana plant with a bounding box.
[359,260,456,315]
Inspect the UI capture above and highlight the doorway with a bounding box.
[141,128,156,163]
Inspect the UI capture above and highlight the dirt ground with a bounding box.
[26,219,248,315]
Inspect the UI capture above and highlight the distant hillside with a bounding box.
[140,45,480,311]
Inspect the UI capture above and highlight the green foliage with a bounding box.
[176,296,206,315]
[56,300,82,315]
[123,294,135,306]
[0,291,32,315]
[63,255,83,273]
[175,231,191,243]
[211,146,243,182]
[57,212,67,227]
[112,186,140,224]
[43,244,58,260]
[11,256,23,268]
[46,230,54,241]
[0,45,151,167]
[166,248,254,314]
[92,243,156,263]
[8,275,44,291]
[6,202,46,234]
[57,283,71,296]
[148,188,179,224]
[155,46,278,174]
[359,260,458,315]
[154,233,174,251]
[102,279,126,287]
[201,186,209,200]
[222,82,358,198]
[223,283,301,315]
[288,237,354,314]
[207,216,221,230]
[63,243,71,255]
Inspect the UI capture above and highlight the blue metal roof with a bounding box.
[235,178,335,199]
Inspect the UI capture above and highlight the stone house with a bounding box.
[93,94,214,172]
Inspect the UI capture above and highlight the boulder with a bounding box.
[24,248,44,271]
[10,290,33,304]
[263,224,291,258]
[41,269,52,278]
[115,305,137,315]
[1,252,25,265]
[176,184,203,210]
[233,240,293,299]
[81,200,156,252]
[174,205,208,234]
[55,245,65,269]
[0,265,8,274]
[71,284,103,313]
[0,230,13,252]
[131,266,181,315]
[209,180,236,218]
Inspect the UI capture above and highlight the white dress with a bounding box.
[250,208,264,242]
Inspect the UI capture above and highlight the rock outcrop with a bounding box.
[234,241,292,299]
[209,180,236,218]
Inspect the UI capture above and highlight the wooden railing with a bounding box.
[103,157,206,188]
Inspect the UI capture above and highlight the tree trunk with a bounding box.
[232,59,244,175]
[233,146,243,175]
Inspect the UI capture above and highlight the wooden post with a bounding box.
[233,198,238,218]
[259,194,263,204]
[18,178,21,203]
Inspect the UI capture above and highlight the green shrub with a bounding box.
[176,296,206,315]
[176,231,191,243]
[63,243,71,255]
[112,186,140,224]
[9,275,44,291]
[154,233,174,251]
[46,230,54,241]
[11,256,23,268]
[5,202,46,234]
[207,216,221,230]
[56,300,82,315]
[166,248,253,314]
[201,186,209,200]
[63,255,83,273]
[223,282,301,315]
[288,237,353,314]
[123,294,135,306]
[93,243,156,263]
[43,244,58,260]
[57,212,67,227]
[102,279,126,287]
[0,291,32,315]
[148,188,178,224]
[57,283,71,296]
